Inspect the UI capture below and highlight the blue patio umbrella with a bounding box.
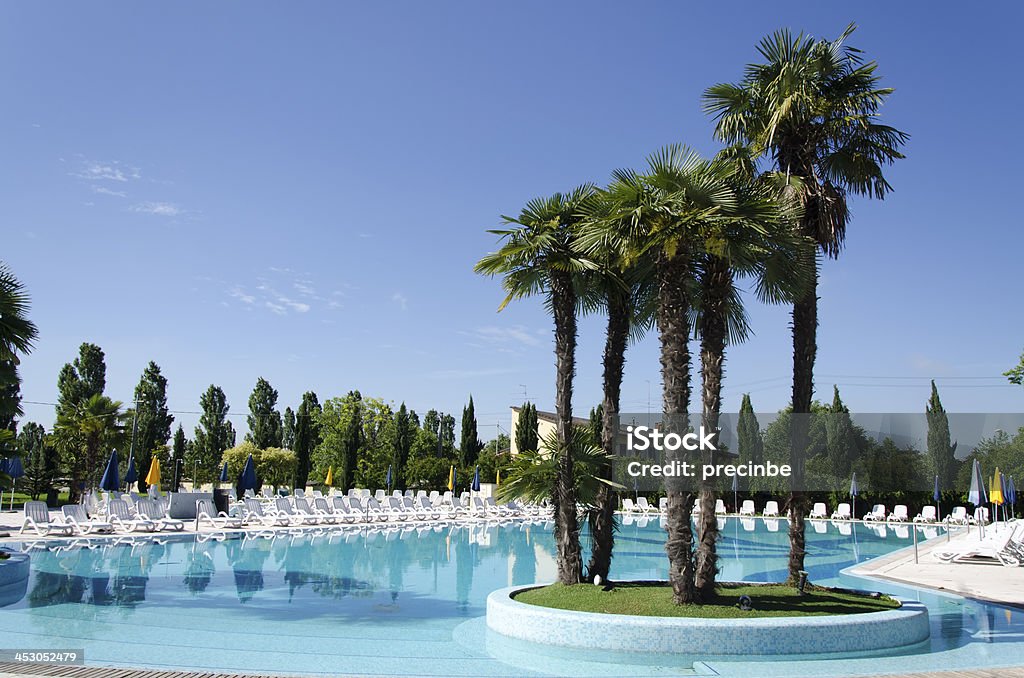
[732,474,739,513]
[7,456,24,511]
[1009,476,1017,519]
[850,473,859,522]
[1000,472,1009,523]
[385,465,393,491]
[99,450,120,492]
[124,455,138,491]
[933,475,941,522]
[220,462,229,483]
[239,454,258,491]
[471,466,481,492]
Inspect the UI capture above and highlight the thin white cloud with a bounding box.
[130,201,182,216]
[72,160,140,182]
[467,325,543,348]
[229,288,256,305]
[92,185,127,198]
[392,292,408,310]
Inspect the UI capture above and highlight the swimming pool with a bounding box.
[1,517,1021,676]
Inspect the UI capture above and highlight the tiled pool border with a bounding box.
[486,583,930,655]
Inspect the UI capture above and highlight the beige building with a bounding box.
[508,406,592,456]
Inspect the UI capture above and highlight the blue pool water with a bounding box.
[2,517,1021,676]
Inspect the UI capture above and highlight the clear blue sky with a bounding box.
[3,1,1022,440]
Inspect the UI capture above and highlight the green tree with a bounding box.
[515,402,539,453]
[191,385,236,487]
[459,396,482,468]
[293,391,321,488]
[56,343,106,416]
[128,361,175,492]
[926,381,958,489]
[0,262,38,435]
[476,184,596,585]
[18,422,58,500]
[737,394,763,467]
[314,390,363,491]
[1004,350,1024,386]
[705,24,908,582]
[825,386,857,479]
[439,413,456,455]
[477,433,510,483]
[259,447,298,488]
[246,377,283,449]
[54,393,124,501]
[392,403,413,490]
[172,424,188,487]
[282,407,296,450]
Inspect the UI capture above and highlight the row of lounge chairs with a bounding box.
[935,522,1023,567]
[619,497,992,525]
[20,498,184,537]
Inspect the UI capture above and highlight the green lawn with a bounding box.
[513,582,899,618]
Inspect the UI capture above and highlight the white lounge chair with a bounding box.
[61,504,114,535]
[274,497,318,526]
[763,501,780,517]
[714,499,727,515]
[946,506,969,525]
[863,504,887,522]
[196,499,244,529]
[244,498,291,526]
[974,507,990,525]
[831,502,852,520]
[935,524,1022,567]
[296,497,336,524]
[739,500,756,516]
[636,497,658,514]
[621,498,639,513]
[808,502,828,519]
[887,505,909,522]
[19,501,73,537]
[136,499,185,531]
[914,506,938,523]
[658,497,668,513]
[107,498,157,532]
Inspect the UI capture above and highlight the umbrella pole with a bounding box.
[8,478,13,512]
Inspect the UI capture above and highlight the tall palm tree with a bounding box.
[690,155,809,596]
[576,196,656,582]
[581,145,738,603]
[0,262,39,430]
[704,24,907,582]
[475,186,596,585]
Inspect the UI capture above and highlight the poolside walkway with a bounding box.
[849,521,1024,608]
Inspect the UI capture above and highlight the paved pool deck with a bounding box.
[847,521,1024,608]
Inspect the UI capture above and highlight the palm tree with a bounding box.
[704,24,907,582]
[690,155,809,596]
[0,262,39,430]
[475,186,596,585]
[576,196,656,582]
[54,393,124,502]
[581,145,739,603]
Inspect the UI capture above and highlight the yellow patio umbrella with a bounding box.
[144,457,161,490]
[447,465,455,492]
[325,466,334,486]
[990,468,1004,505]
[496,469,501,487]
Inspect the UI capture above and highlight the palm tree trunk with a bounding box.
[550,269,582,585]
[587,285,629,582]
[658,253,696,604]
[695,259,729,598]
[787,261,818,583]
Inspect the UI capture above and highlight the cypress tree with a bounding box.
[515,401,539,453]
[825,386,855,478]
[736,394,763,465]
[393,403,412,489]
[341,390,362,491]
[191,385,234,486]
[459,396,482,467]
[293,391,321,488]
[19,422,56,500]
[282,407,296,450]
[926,381,957,488]
[130,361,175,492]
